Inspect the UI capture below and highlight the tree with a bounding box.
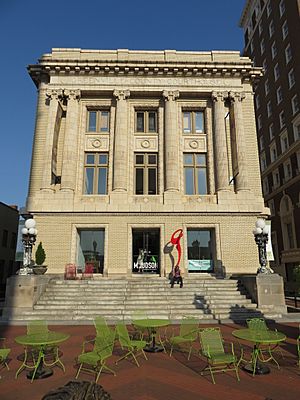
[35,242,46,266]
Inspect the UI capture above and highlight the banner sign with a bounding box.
[265,220,274,261]
[188,259,213,271]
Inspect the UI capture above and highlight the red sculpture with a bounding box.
[170,229,183,267]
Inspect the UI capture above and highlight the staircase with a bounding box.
[8,275,282,323]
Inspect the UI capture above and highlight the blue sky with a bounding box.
[0,0,245,208]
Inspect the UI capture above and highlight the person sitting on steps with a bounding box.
[170,265,183,288]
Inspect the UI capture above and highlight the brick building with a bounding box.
[26,48,267,277]
[240,0,300,281]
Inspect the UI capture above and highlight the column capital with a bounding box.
[228,91,246,102]
[211,91,228,102]
[64,89,81,101]
[113,89,130,100]
[162,90,179,101]
[45,89,63,100]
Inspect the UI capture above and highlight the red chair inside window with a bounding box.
[64,263,77,280]
[82,262,94,279]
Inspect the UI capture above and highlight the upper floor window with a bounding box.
[292,95,299,115]
[266,1,272,17]
[257,115,262,130]
[268,199,275,216]
[293,123,300,141]
[136,110,158,133]
[279,0,285,17]
[260,39,265,54]
[263,59,267,72]
[184,153,207,195]
[263,177,269,195]
[135,153,157,195]
[269,20,275,37]
[87,110,110,133]
[267,101,272,117]
[265,79,270,95]
[280,132,289,152]
[269,123,275,140]
[258,20,263,35]
[255,94,261,109]
[84,153,108,195]
[288,69,296,88]
[285,44,292,64]
[279,111,286,129]
[283,159,292,181]
[270,142,277,163]
[260,152,267,171]
[259,135,264,151]
[183,111,204,134]
[282,21,288,40]
[276,87,283,104]
[271,42,277,59]
[274,64,280,81]
[272,169,280,188]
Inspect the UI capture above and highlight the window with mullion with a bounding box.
[136,111,157,133]
[87,110,110,132]
[183,111,204,134]
[134,153,157,195]
[84,153,108,195]
[184,153,207,195]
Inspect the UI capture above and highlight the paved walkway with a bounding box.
[0,322,299,400]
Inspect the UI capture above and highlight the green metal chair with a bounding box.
[0,338,10,371]
[169,317,199,360]
[94,316,115,340]
[115,323,148,367]
[199,327,240,384]
[246,318,268,331]
[76,330,116,383]
[131,310,148,340]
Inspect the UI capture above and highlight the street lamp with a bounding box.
[19,218,38,275]
[253,218,270,274]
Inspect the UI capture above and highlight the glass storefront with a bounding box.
[77,229,105,273]
[187,229,214,272]
[132,228,160,274]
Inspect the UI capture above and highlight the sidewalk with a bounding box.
[0,322,299,400]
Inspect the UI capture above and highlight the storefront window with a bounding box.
[132,228,160,274]
[77,229,105,273]
[187,229,214,272]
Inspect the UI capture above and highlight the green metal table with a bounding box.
[232,328,286,376]
[15,331,70,381]
[133,319,169,353]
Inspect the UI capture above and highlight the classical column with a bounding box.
[41,89,63,191]
[112,89,130,192]
[163,90,180,192]
[229,92,249,192]
[60,89,81,192]
[212,91,230,192]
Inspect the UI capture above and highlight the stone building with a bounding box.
[26,48,267,277]
[240,0,300,281]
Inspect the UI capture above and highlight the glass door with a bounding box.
[132,228,160,274]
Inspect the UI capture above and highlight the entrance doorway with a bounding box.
[132,228,160,274]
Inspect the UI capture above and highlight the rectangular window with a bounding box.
[292,95,299,115]
[269,123,275,140]
[268,199,275,216]
[87,110,110,132]
[281,133,289,152]
[84,153,108,195]
[269,21,275,37]
[276,87,283,104]
[265,80,270,95]
[135,110,157,133]
[263,59,267,72]
[184,153,207,195]
[273,169,280,188]
[267,101,272,117]
[260,152,267,171]
[285,44,292,64]
[267,1,272,17]
[270,144,277,163]
[2,230,8,247]
[77,229,105,273]
[187,229,214,272]
[293,123,300,141]
[288,69,295,88]
[284,160,292,180]
[263,177,269,195]
[279,0,285,17]
[258,21,263,35]
[260,38,265,54]
[259,135,264,151]
[255,94,260,109]
[134,153,157,195]
[274,64,280,81]
[183,111,204,134]
[257,115,262,130]
[282,21,288,39]
[271,42,277,59]
[279,111,285,129]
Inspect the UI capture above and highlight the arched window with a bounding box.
[280,195,296,249]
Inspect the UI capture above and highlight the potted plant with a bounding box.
[33,242,48,274]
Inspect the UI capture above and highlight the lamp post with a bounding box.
[253,218,270,274]
[19,218,38,275]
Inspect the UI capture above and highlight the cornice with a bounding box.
[28,57,262,87]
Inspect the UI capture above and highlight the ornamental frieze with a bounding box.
[85,136,109,151]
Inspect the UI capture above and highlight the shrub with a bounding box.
[35,242,46,266]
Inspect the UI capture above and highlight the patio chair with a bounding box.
[199,327,240,384]
[0,338,11,371]
[169,317,199,360]
[115,323,148,367]
[64,263,77,280]
[76,330,116,383]
[131,310,148,341]
[94,316,115,340]
[81,263,94,279]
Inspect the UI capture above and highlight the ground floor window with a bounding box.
[187,229,214,272]
[77,229,105,273]
[132,228,160,274]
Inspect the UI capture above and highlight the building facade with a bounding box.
[0,202,19,294]
[240,0,300,281]
[26,48,266,277]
